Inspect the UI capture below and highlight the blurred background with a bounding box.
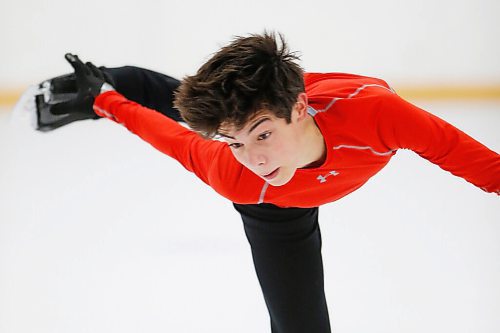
[1,1,499,332]
[1,0,500,99]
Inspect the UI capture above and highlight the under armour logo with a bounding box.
[317,170,339,183]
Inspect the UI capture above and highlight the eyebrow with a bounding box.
[217,132,235,139]
[218,117,271,140]
[248,117,270,135]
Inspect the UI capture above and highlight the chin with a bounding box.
[268,168,295,187]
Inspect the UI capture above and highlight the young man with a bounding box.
[36,32,500,333]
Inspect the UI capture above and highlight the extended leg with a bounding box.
[35,65,182,131]
[103,66,182,122]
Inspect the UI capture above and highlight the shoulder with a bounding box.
[304,72,393,98]
[305,72,399,119]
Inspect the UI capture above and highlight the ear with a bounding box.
[293,93,309,122]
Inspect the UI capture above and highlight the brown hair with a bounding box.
[174,32,304,138]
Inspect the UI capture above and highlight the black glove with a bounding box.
[34,53,114,131]
[50,53,110,115]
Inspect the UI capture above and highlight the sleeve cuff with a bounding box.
[100,82,115,94]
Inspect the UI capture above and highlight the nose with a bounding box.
[247,149,267,167]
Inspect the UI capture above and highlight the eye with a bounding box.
[228,143,243,149]
[258,132,271,140]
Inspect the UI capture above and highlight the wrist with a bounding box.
[100,82,115,94]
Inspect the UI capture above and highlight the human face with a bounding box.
[217,106,306,187]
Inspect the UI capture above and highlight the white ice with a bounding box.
[0,96,499,333]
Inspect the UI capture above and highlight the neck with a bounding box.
[299,115,326,169]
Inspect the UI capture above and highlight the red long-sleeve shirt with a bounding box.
[93,73,500,208]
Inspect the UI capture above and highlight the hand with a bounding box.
[49,53,110,115]
[34,54,114,131]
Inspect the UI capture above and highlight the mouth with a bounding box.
[262,167,280,181]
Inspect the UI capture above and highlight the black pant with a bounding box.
[106,67,332,332]
[234,203,331,333]
[103,66,184,122]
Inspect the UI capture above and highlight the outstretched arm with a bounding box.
[377,93,500,194]
[50,53,243,199]
[93,90,233,187]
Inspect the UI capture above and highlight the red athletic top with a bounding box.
[93,73,500,208]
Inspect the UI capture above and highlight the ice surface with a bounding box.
[0,99,499,333]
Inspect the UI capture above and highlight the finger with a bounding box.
[86,61,105,80]
[50,73,77,94]
[64,53,90,76]
[50,99,78,115]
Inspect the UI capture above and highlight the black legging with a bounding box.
[234,203,331,333]
[106,67,332,332]
[103,66,184,122]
